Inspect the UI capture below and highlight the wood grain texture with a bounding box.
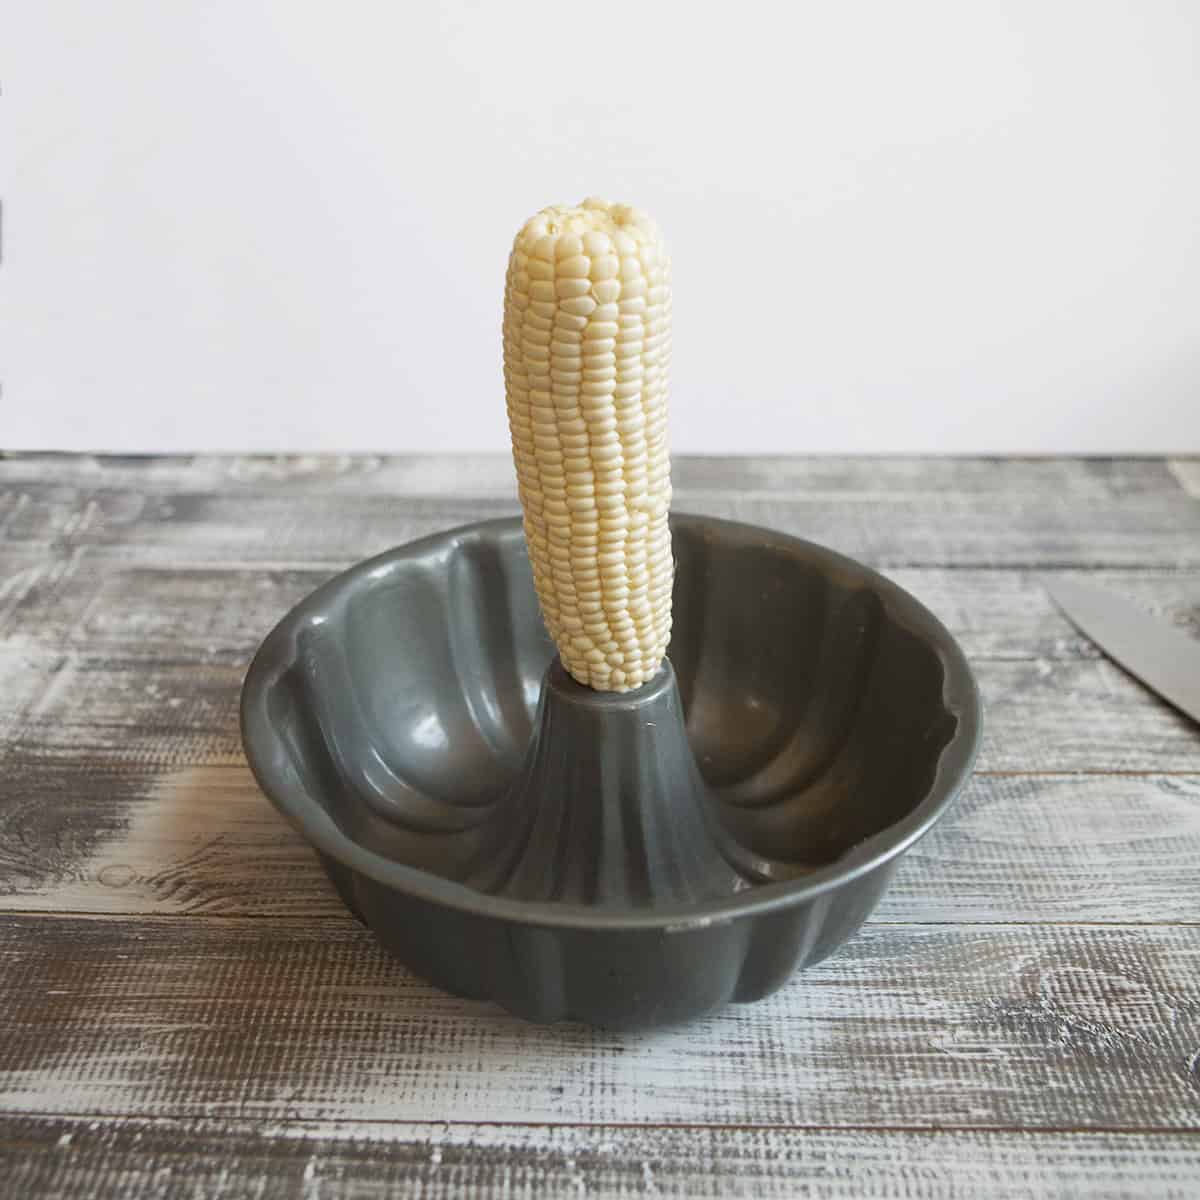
[3,554,1198,667]
[3,455,1198,570]
[2,454,1199,1196]
[3,1116,1199,1200]
[3,649,1196,773]
[3,452,1195,499]
[889,567,1200,660]
[1,915,1198,1130]
[888,773,1200,924]
[4,765,1199,925]
[2,556,1199,774]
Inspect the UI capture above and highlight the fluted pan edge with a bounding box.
[241,514,982,1028]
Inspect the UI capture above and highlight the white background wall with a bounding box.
[5,0,1199,454]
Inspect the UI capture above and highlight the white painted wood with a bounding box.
[4,766,1200,926]
[2,453,1199,1197]
[2,453,1192,498]
[4,464,1198,570]
[5,647,1197,775]
[5,553,1199,669]
[4,1116,1200,1200]
[0,916,1197,1130]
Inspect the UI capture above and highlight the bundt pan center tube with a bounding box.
[241,199,982,1028]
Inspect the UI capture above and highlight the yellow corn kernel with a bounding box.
[504,198,673,691]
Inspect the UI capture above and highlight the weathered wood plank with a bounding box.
[4,644,1196,773]
[0,547,62,634]
[3,477,1197,569]
[4,765,1199,926]
[684,491,1200,570]
[0,454,1197,1188]
[3,449,1198,1200]
[3,552,1198,667]
[0,484,514,568]
[889,773,1200,924]
[2,1116,1198,1200]
[0,916,1196,1128]
[3,513,1199,776]
[974,656,1200,773]
[0,763,322,917]
[4,452,1195,500]
[0,650,244,767]
[0,559,328,667]
[671,455,1197,503]
[890,567,1200,661]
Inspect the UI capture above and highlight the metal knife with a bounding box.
[1045,578,1200,727]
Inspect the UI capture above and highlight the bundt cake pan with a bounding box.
[241,514,982,1029]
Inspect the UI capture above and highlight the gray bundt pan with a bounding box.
[241,514,982,1029]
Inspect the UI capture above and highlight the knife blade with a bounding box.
[1045,578,1200,727]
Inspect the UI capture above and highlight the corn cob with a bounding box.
[504,198,673,692]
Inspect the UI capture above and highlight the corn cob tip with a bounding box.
[504,199,673,692]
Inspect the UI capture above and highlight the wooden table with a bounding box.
[2,454,1199,1198]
